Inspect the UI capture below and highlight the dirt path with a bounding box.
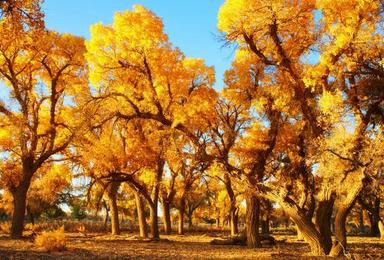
[0,233,383,259]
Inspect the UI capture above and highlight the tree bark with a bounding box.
[106,182,120,235]
[162,201,172,234]
[178,208,185,235]
[296,225,304,240]
[246,194,261,248]
[230,207,239,236]
[330,206,349,256]
[295,217,328,256]
[261,217,269,234]
[277,198,329,256]
[149,203,159,239]
[10,183,29,238]
[103,200,109,231]
[330,178,364,257]
[187,212,193,229]
[358,206,365,234]
[314,197,334,254]
[135,192,148,238]
[26,207,34,226]
[225,172,238,236]
[378,220,384,240]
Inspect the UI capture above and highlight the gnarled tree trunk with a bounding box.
[314,196,335,254]
[246,194,261,248]
[330,176,364,257]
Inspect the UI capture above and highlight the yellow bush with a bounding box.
[35,226,66,252]
[0,222,11,233]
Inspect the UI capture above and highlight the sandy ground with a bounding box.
[0,232,383,259]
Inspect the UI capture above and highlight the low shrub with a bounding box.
[35,226,66,252]
[0,222,11,233]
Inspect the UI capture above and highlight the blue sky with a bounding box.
[42,0,234,90]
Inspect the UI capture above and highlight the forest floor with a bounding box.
[0,232,383,259]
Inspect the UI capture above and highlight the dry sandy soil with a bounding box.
[0,232,383,259]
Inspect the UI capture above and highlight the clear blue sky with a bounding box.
[42,0,234,90]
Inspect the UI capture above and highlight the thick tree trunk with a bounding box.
[106,183,120,235]
[149,204,159,239]
[135,192,148,238]
[178,208,185,235]
[330,179,363,257]
[296,219,328,256]
[10,184,29,238]
[246,194,261,248]
[314,197,334,254]
[108,198,120,235]
[162,201,172,234]
[278,199,329,255]
[330,206,349,256]
[360,196,381,236]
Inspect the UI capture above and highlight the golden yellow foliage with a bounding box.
[35,226,66,252]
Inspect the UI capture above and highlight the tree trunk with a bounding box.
[103,201,109,231]
[246,194,261,248]
[225,173,238,236]
[330,206,349,256]
[295,218,328,256]
[261,217,269,234]
[278,199,329,256]
[330,178,363,257]
[148,158,163,240]
[358,206,365,234]
[378,220,384,240]
[135,192,148,238]
[10,184,29,238]
[296,225,304,240]
[369,213,380,236]
[149,203,159,240]
[162,201,172,234]
[230,206,239,236]
[106,182,120,235]
[187,212,193,229]
[178,208,185,235]
[314,197,334,254]
[26,207,34,226]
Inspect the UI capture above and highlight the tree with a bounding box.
[0,7,88,237]
[218,0,384,255]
